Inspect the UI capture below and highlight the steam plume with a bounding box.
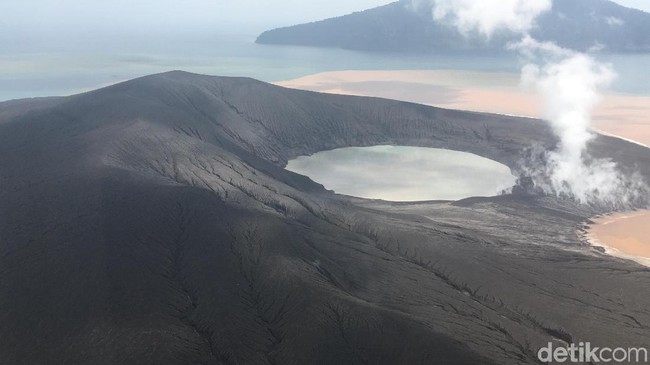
[410,0,647,207]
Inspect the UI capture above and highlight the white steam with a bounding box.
[518,45,646,206]
[522,49,614,200]
[410,0,647,207]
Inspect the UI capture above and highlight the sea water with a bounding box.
[3,32,649,101]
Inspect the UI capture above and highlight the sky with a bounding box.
[614,0,650,12]
[2,0,649,36]
[1,0,395,35]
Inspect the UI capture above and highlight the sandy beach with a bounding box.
[588,211,650,267]
[278,70,650,266]
[277,70,650,146]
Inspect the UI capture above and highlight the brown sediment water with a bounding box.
[276,70,650,147]
[587,210,650,267]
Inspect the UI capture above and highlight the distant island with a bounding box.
[257,0,650,53]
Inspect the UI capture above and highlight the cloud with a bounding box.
[605,16,624,26]
[509,35,574,58]
[425,0,552,37]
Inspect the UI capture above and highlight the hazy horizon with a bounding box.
[3,0,650,42]
[3,0,650,102]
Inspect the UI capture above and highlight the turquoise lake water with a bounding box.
[286,146,517,201]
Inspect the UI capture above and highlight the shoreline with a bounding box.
[594,129,650,149]
[582,210,650,267]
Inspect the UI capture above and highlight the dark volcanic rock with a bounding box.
[257,0,650,53]
[0,71,649,365]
